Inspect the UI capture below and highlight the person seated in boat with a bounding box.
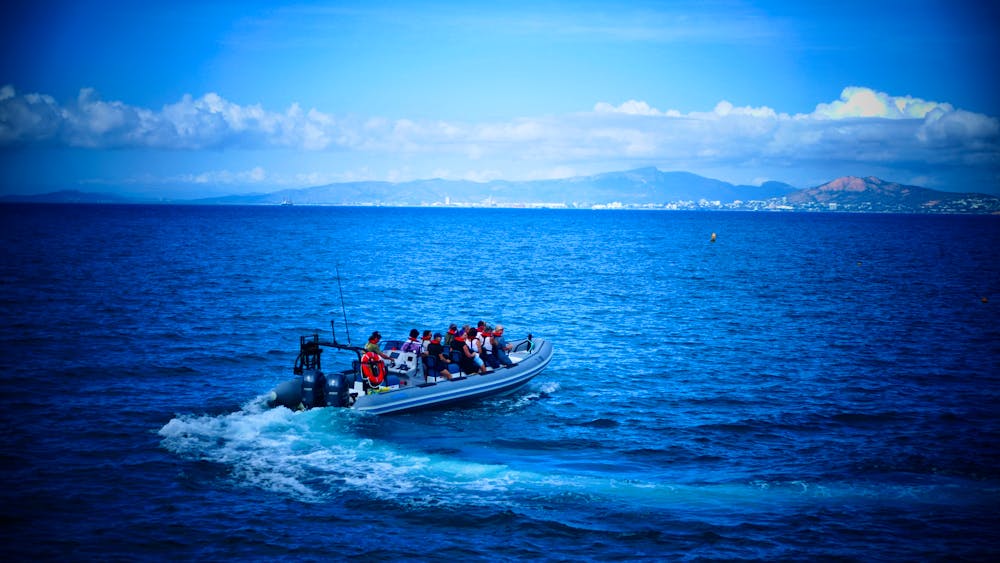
[464,327,488,374]
[419,329,433,375]
[426,332,454,380]
[480,325,500,368]
[447,327,463,365]
[449,327,466,352]
[420,330,432,354]
[444,324,458,346]
[401,329,422,355]
[397,328,423,377]
[492,325,515,367]
[473,321,487,346]
[450,329,472,374]
[474,321,490,358]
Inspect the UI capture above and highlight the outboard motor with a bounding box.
[323,371,351,407]
[272,331,360,410]
[301,369,327,408]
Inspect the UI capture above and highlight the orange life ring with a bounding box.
[361,351,386,386]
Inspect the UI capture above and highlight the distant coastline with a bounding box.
[5,200,999,215]
[3,169,998,214]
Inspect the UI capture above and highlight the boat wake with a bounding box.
[158,394,990,517]
[159,397,553,504]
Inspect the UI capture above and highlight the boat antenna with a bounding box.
[335,263,352,346]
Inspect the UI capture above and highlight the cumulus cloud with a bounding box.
[586,86,998,172]
[0,86,352,150]
[811,86,951,120]
[0,85,997,188]
[594,100,674,117]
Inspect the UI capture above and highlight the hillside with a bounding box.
[787,176,998,213]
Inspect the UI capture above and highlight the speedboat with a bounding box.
[266,324,553,415]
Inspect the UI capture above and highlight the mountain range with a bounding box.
[2,168,998,213]
[191,168,798,206]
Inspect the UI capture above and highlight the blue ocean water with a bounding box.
[1,204,998,561]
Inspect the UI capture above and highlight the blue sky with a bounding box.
[1,0,998,198]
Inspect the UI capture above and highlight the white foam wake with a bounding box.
[158,397,986,512]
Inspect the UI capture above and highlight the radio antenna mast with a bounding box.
[335,264,352,346]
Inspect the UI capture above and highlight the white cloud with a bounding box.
[594,100,666,116]
[918,107,1000,144]
[0,85,997,190]
[581,87,998,176]
[0,85,354,151]
[811,86,953,120]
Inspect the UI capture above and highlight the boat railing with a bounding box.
[511,334,535,354]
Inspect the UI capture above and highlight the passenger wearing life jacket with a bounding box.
[444,324,458,346]
[364,331,392,360]
[426,332,454,380]
[398,328,424,380]
[401,329,422,355]
[419,329,433,377]
[480,325,499,368]
[492,325,515,368]
[449,327,468,370]
[463,327,488,375]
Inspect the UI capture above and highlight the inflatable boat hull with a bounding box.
[267,337,553,415]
